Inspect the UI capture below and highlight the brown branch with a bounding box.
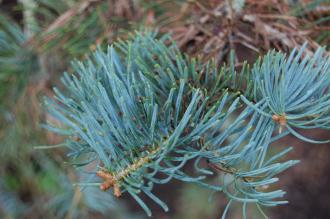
[207,160,265,183]
[25,0,102,48]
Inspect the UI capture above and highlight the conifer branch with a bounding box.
[43,31,330,218]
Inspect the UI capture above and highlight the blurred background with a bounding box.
[0,0,330,218]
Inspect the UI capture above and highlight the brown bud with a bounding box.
[272,113,286,126]
[113,184,122,197]
[96,170,113,180]
[100,181,113,191]
[272,115,280,121]
[279,113,287,126]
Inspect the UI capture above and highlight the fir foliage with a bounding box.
[0,14,38,106]
[44,31,330,218]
